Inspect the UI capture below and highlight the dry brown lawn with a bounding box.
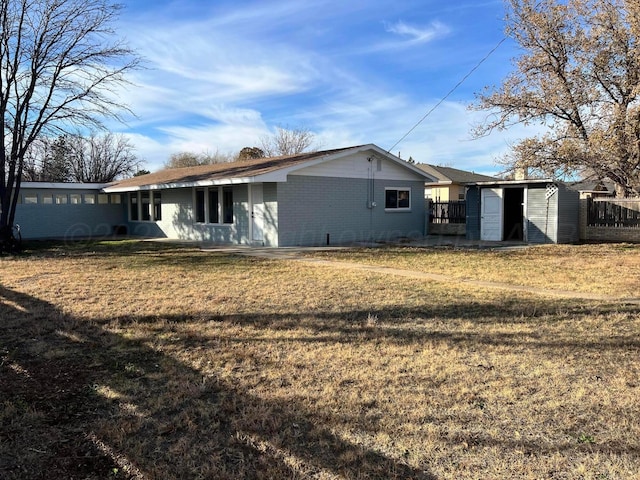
[1,240,639,479]
[305,243,640,298]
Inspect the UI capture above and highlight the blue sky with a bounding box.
[112,0,536,174]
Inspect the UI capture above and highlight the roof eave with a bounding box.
[472,178,555,187]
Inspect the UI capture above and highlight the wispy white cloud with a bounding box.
[111,0,526,175]
[385,20,451,45]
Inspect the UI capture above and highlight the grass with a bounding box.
[1,240,640,479]
[304,243,640,298]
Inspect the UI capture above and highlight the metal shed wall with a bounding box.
[465,185,481,240]
[526,185,558,244]
[556,183,580,243]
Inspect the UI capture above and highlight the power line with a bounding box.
[387,36,507,154]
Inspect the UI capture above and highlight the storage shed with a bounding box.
[466,179,580,244]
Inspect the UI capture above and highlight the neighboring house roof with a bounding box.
[416,164,497,185]
[570,179,616,194]
[104,144,436,192]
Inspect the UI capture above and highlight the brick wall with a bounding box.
[428,223,466,236]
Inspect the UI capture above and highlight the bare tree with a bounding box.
[164,150,233,169]
[22,136,72,182]
[473,0,640,196]
[66,132,140,182]
[260,126,316,157]
[0,0,139,247]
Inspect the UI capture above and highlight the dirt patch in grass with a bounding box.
[1,241,640,479]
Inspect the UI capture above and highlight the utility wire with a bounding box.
[387,36,507,154]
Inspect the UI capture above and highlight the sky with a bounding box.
[111,0,537,175]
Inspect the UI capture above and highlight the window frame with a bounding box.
[129,191,162,222]
[193,186,233,225]
[384,187,412,211]
[24,193,38,204]
[141,191,151,221]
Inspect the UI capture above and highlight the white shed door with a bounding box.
[250,184,264,243]
[481,188,503,241]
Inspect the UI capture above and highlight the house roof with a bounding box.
[104,144,435,192]
[570,179,616,193]
[416,164,497,184]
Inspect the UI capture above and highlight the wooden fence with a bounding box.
[587,198,640,228]
[429,200,466,224]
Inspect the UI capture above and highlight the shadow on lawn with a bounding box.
[0,285,436,480]
[110,301,640,354]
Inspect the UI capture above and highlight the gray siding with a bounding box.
[526,185,557,244]
[556,184,580,243]
[277,175,425,246]
[262,183,279,247]
[465,186,481,240]
[15,188,124,239]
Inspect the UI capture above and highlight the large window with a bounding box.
[223,187,233,224]
[195,189,206,223]
[194,186,233,224]
[385,188,411,210]
[141,192,151,221]
[130,193,139,221]
[153,192,162,221]
[130,191,161,222]
[208,189,219,224]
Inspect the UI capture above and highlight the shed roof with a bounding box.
[104,144,434,192]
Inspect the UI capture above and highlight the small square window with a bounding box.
[385,188,411,210]
[70,194,81,204]
[24,194,38,204]
[55,194,68,204]
[83,194,96,204]
[111,194,121,204]
[42,195,54,204]
[98,194,109,204]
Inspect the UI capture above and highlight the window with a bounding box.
[223,187,233,224]
[153,192,162,221]
[111,194,121,204]
[193,187,232,224]
[55,194,68,204]
[385,188,411,210]
[195,189,206,223]
[42,195,53,205]
[70,194,81,204]
[83,194,96,204]
[208,189,219,224]
[141,191,151,221]
[24,194,38,204]
[130,193,138,221]
[98,194,109,204]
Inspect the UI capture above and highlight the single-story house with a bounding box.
[14,182,125,239]
[466,179,580,244]
[14,144,436,246]
[416,164,497,201]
